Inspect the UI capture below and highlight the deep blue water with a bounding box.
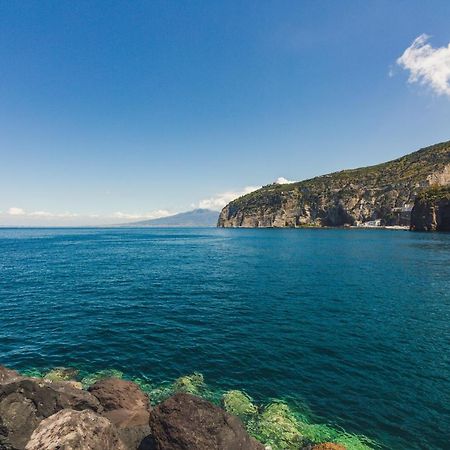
[0,228,449,449]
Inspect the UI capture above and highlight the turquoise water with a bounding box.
[0,228,449,449]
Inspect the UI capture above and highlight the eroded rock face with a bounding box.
[218,141,450,228]
[410,186,450,231]
[0,378,101,449]
[88,378,151,450]
[25,409,126,450]
[149,393,264,450]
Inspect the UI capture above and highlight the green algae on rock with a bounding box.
[43,367,79,383]
[222,390,258,421]
[254,402,305,450]
[172,372,205,394]
[80,369,124,388]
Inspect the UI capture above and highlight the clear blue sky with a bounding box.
[1,1,450,225]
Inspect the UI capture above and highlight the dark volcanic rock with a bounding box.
[25,409,126,450]
[88,378,151,450]
[410,185,450,231]
[148,393,264,450]
[0,378,101,449]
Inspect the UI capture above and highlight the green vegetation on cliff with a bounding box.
[415,184,450,202]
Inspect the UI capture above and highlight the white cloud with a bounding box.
[7,207,79,218]
[7,207,25,215]
[274,177,296,184]
[112,210,170,220]
[1,207,171,225]
[397,34,450,96]
[198,186,260,211]
[29,211,79,218]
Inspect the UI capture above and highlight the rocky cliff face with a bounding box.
[218,141,450,228]
[410,185,450,231]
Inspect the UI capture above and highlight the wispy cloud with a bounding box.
[7,207,26,216]
[1,207,171,225]
[112,210,170,220]
[397,34,450,97]
[197,186,260,211]
[273,177,296,184]
[6,207,79,219]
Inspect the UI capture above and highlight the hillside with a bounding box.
[218,141,450,227]
[127,209,218,227]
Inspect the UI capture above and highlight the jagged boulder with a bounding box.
[88,378,151,450]
[0,378,101,449]
[25,409,126,450]
[148,393,264,450]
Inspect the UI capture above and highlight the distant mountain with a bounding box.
[126,209,219,227]
[218,140,450,227]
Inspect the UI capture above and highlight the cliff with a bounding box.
[218,141,450,228]
[410,185,450,231]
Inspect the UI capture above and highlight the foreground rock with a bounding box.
[88,378,151,450]
[149,393,264,450]
[25,409,125,450]
[0,378,101,449]
[311,444,346,450]
[410,185,450,231]
[0,366,23,386]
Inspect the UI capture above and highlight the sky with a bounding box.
[1,1,450,226]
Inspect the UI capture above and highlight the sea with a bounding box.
[0,227,449,449]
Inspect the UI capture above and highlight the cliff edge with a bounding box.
[410,185,450,231]
[218,141,450,228]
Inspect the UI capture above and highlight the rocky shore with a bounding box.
[0,365,367,450]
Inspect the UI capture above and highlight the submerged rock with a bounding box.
[0,378,101,449]
[172,372,205,394]
[222,390,258,420]
[25,409,126,450]
[80,369,124,388]
[43,367,79,383]
[88,378,151,450]
[148,392,264,450]
[256,402,304,450]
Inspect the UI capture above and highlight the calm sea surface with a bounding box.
[0,228,449,449]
